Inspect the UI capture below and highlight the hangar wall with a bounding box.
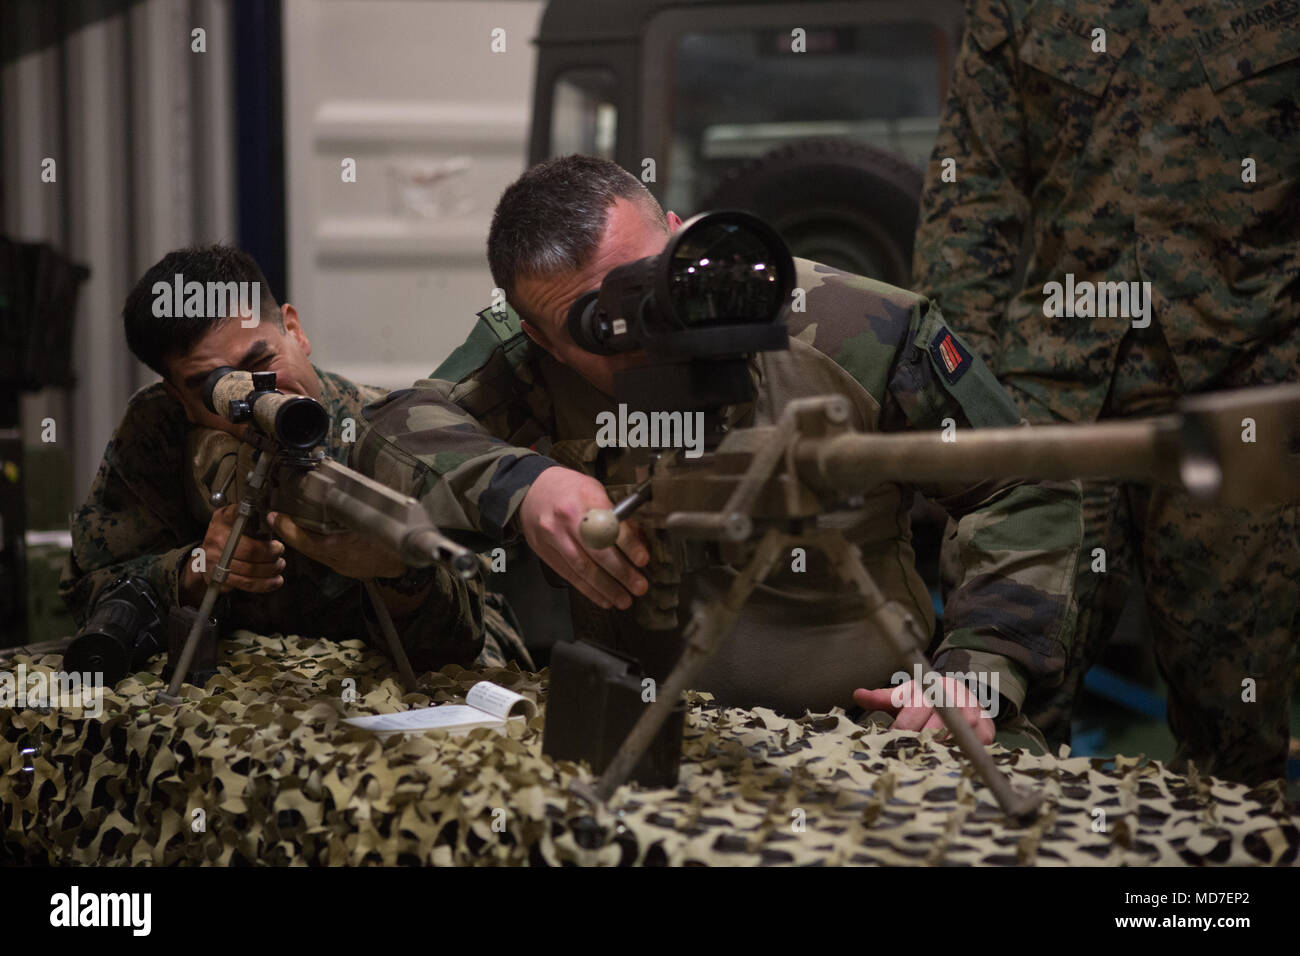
[2,0,543,507]
[283,0,545,391]
[1,0,236,506]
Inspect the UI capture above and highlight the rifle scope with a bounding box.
[202,367,330,449]
[567,210,794,360]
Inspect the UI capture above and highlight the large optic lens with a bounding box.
[272,396,330,449]
[666,218,786,327]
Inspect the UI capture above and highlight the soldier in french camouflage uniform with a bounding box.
[352,155,1085,747]
[62,244,529,676]
[912,0,1299,782]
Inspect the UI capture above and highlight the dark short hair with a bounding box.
[122,243,282,376]
[486,155,668,309]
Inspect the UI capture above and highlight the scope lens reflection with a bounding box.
[667,220,784,327]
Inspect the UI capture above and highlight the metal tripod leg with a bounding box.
[826,534,1043,821]
[363,579,420,692]
[583,525,1042,822]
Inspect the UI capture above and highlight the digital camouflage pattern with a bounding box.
[913,0,1300,422]
[912,0,1300,782]
[1071,482,1299,785]
[353,258,1084,721]
[2,634,1296,866]
[60,367,508,673]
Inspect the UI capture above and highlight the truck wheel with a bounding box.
[700,138,924,285]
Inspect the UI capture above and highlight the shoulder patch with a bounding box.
[910,306,1020,429]
[929,327,973,384]
[476,303,525,343]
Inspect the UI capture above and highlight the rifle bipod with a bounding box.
[573,527,1044,823]
[158,449,276,704]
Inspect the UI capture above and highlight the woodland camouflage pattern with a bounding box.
[2,634,1296,866]
[353,259,1084,721]
[60,367,509,673]
[912,0,1300,782]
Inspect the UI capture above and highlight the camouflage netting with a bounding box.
[2,632,1296,866]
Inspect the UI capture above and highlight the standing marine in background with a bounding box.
[912,0,1299,783]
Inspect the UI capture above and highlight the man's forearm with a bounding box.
[352,387,559,545]
[935,476,1082,699]
[931,644,1031,721]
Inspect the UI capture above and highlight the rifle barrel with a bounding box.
[292,460,478,577]
[795,420,1183,491]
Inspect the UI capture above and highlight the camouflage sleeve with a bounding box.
[884,299,1082,718]
[363,566,488,671]
[351,383,559,551]
[911,0,1028,368]
[59,457,195,626]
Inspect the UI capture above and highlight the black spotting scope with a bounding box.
[566,210,795,414]
[566,210,795,360]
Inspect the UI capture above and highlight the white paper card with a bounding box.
[343,681,534,738]
[465,681,536,720]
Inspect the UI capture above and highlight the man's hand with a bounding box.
[180,503,286,603]
[266,512,406,579]
[853,676,996,745]
[517,467,649,610]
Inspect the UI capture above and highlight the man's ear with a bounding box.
[519,318,547,349]
[666,210,684,231]
[281,303,311,356]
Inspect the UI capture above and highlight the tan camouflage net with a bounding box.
[2,632,1296,865]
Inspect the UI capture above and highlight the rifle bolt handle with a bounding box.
[209,466,236,508]
[580,509,620,550]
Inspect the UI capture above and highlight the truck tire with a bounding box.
[700,138,924,285]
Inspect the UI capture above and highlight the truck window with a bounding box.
[550,68,618,160]
[666,23,944,214]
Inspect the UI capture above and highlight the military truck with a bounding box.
[527,0,964,286]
